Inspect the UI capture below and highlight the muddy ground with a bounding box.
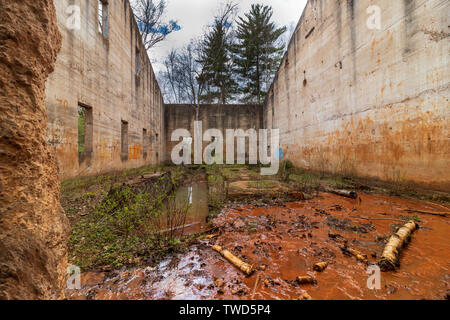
[64,165,450,300]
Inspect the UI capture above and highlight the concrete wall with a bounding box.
[46,0,164,179]
[164,104,264,162]
[264,0,449,191]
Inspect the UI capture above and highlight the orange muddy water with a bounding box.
[67,193,449,300]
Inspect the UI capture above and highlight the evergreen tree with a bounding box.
[198,4,238,104]
[234,4,286,104]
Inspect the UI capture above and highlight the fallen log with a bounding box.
[404,209,448,218]
[349,215,405,223]
[153,222,201,236]
[212,245,254,276]
[378,220,418,271]
[424,201,449,211]
[298,292,312,300]
[313,262,328,272]
[296,275,317,285]
[324,187,357,199]
[340,246,368,264]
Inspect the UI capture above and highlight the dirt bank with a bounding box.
[0,0,69,299]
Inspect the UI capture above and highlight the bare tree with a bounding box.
[161,49,185,104]
[159,40,207,119]
[179,41,208,119]
[160,2,239,115]
[132,0,180,50]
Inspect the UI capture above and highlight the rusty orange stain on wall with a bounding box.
[129,145,142,160]
[284,105,449,191]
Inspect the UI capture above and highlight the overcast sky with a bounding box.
[147,0,308,73]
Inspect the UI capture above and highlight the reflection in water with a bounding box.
[188,186,193,205]
[175,182,209,234]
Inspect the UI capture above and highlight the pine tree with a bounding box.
[198,4,238,104]
[234,4,286,104]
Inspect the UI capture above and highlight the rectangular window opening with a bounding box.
[135,47,141,88]
[136,47,141,76]
[121,120,129,161]
[143,128,148,160]
[98,0,108,38]
[78,104,93,164]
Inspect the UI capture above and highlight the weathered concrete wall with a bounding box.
[265,0,449,191]
[46,0,164,179]
[164,104,264,162]
[0,0,69,299]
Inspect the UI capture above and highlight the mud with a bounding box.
[67,192,449,300]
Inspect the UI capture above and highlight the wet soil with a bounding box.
[67,192,449,300]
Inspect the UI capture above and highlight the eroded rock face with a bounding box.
[0,0,69,299]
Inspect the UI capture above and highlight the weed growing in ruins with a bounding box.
[66,166,189,270]
[206,165,226,218]
[288,171,321,192]
[247,180,278,189]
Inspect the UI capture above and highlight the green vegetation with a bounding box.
[69,182,191,270]
[62,166,190,271]
[288,171,321,191]
[233,4,286,104]
[63,162,448,271]
[198,4,238,104]
[61,165,163,197]
[160,3,286,106]
[246,220,258,234]
[247,180,278,189]
[279,160,449,203]
[221,165,261,181]
[206,165,226,218]
[77,106,85,153]
[401,214,422,223]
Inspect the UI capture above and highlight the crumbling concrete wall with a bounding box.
[265,0,449,191]
[46,0,164,179]
[164,104,264,162]
[0,0,69,299]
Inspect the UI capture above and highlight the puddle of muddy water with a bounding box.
[174,182,209,234]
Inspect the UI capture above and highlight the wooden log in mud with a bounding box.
[296,276,317,285]
[340,246,368,264]
[404,209,448,218]
[378,220,418,271]
[313,262,328,272]
[324,187,357,199]
[212,245,254,275]
[298,292,312,300]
